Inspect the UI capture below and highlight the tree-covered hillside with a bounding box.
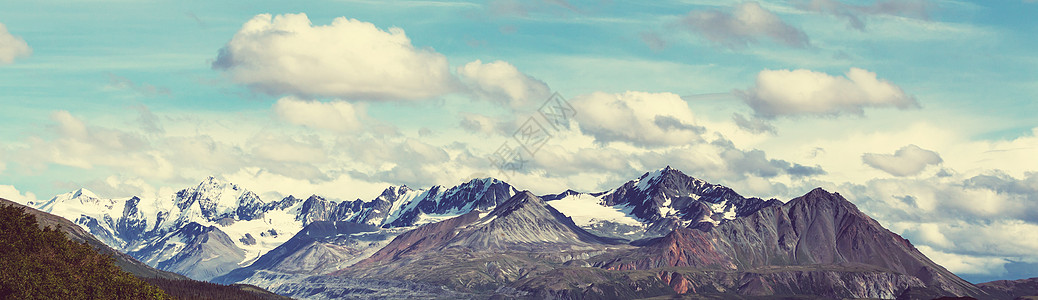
[0,203,170,299]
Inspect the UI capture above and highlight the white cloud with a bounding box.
[248,133,328,164]
[737,68,918,118]
[572,91,705,146]
[457,60,551,110]
[679,2,809,49]
[273,97,365,132]
[0,22,31,64]
[15,111,174,178]
[916,245,1009,276]
[459,112,507,136]
[213,13,455,101]
[225,168,388,203]
[841,169,1038,277]
[7,108,346,184]
[901,223,953,248]
[0,185,38,205]
[862,144,942,177]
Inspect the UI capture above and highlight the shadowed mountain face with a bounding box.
[211,221,391,284]
[337,191,627,284]
[351,191,623,267]
[134,222,246,281]
[446,191,623,251]
[592,188,985,298]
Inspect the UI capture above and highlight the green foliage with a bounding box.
[143,278,292,300]
[0,204,171,299]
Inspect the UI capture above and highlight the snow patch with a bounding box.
[547,193,642,226]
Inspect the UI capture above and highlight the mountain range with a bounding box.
[13,166,1038,299]
[0,197,291,299]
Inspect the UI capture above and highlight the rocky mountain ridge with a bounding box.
[14,167,1038,299]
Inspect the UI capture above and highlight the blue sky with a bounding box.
[1,0,1037,283]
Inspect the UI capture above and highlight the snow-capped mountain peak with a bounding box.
[70,187,100,199]
[545,167,777,240]
[172,176,265,223]
[38,187,118,213]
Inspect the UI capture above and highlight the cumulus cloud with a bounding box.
[679,2,809,49]
[273,97,365,132]
[571,91,705,146]
[213,13,455,101]
[862,144,942,176]
[737,68,918,118]
[0,185,39,205]
[799,0,931,31]
[0,22,31,64]
[457,60,551,110]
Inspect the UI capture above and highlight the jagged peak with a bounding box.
[792,187,843,204]
[463,177,491,185]
[631,166,713,193]
[378,185,411,199]
[487,191,543,218]
[193,175,247,191]
[200,175,222,185]
[462,176,510,185]
[785,188,870,219]
[70,188,99,199]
